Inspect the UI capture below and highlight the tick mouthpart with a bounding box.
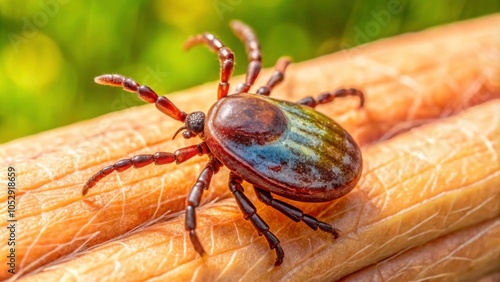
[172,126,187,140]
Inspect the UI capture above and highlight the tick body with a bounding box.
[84,20,364,266]
[205,93,362,202]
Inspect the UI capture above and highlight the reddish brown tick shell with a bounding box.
[204,93,362,202]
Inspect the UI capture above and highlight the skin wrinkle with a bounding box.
[151,177,166,219]
[427,167,440,195]
[356,54,419,80]
[447,189,499,230]
[354,58,427,121]
[184,267,209,282]
[427,221,498,280]
[375,120,417,142]
[458,118,499,162]
[233,222,242,246]
[377,210,441,250]
[415,273,451,282]
[30,202,118,267]
[154,239,246,279]
[61,146,80,171]
[164,255,177,276]
[38,232,106,273]
[105,248,125,275]
[244,254,272,280]
[118,189,129,227]
[367,172,494,230]
[281,246,327,282]
[376,187,390,227]
[35,162,55,182]
[445,79,487,118]
[351,195,369,234]
[216,252,237,280]
[383,247,417,280]
[63,268,79,281]
[450,78,481,114]
[124,126,148,149]
[342,219,500,281]
[443,193,458,229]
[362,132,492,216]
[311,244,374,281]
[113,241,175,280]
[22,206,81,271]
[125,207,169,232]
[210,224,215,255]
[360,163,390,199]
[142,240,193,278]
[113,260,122,278]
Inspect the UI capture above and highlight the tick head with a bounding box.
[173,111,206,139]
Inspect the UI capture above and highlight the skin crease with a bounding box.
[204,93,362,202]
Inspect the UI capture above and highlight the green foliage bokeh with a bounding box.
[0,0,498,143]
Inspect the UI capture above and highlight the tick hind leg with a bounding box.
[184,32,234,100]
[82,143,209,196]
[229,173,284,266]
[297,88,365,109]
[185,158,222,257]
[255,57,291,97]
[254,187,340,239]
[230,20,262,94]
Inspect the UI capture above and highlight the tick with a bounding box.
[83,20,364,266]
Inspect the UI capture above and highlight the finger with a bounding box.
[22,98,500,281]
[342,218,500,281]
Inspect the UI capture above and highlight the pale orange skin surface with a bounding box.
[1,14,500,281]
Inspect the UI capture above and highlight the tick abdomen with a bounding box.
[205,94,362,202]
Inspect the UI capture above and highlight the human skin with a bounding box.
[1,14,499,281]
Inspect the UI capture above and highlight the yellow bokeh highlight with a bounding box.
[154,0,212,30]
[2,32,62,92]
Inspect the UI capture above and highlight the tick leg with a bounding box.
[229,173,284,266]
[95,74,187,122]
[230,20,262,94]
[184,33,234,100]
[296,88,365,109]
[256,57,291,97]
[185,158,222,257]
[254,187,341,239]
[82,142,210,196]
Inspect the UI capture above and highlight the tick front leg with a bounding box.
[95,74,187,122]
[256,57,291,96]
[229,173,284,266]
[185,158,222,257]
[297,88,365,109]
[254,187,340,239]
[82,143,210,196]
[230,20,262,94]
[184,33,234,100]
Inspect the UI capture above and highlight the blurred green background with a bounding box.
[1,0,498,143]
